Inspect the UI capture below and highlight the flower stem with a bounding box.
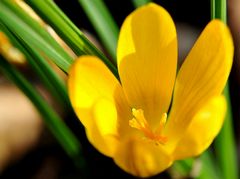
[197,150,221,179]
[212,0,239,179]
[212,0,226,23]
[214,85,239,179]
[132,0,152,8]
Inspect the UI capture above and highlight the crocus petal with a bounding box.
[113,137,172,177]
[173,96,226,160]
[164,19,233,150]
[117,3,177,128]
[68,56,123,156]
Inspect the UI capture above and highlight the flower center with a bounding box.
[129,108,168,144]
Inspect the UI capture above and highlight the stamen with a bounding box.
[129,108,168,144]
[129,118,142,130]
[156,113,167,135]
[130,108,150,129]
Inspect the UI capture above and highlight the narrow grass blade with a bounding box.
[170,158,194,178]
[211,0,239,178]
[2,0,73,60]
[197,150,222,179]
[0,1,73,72]
[25,0,119,79]
[214,85,239,179]
[0,23,69,108]
[132,0,152,8]
[78,0,119,60]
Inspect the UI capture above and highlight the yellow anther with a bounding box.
[161,113,167,124]
[129,108,168,144]
[131,108,149,129]
[156,113,167,134]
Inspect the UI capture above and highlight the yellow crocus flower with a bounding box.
[68,3,233,177]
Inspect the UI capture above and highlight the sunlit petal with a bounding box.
[164,20,233,149]
[117,3,177,128]
[113,137,172,177]
[173,96,226,160]
[68,56,122,156]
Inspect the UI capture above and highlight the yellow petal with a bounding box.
[117,3,177,128]
[173,96,226,160]
[164,19,233,149]
[113,137,172,177]
[68,56,122,156]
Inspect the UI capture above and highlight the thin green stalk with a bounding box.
[211,0,216,20]
[173,0,237,178]
[212,0,227,23]
[0,22,69,108]
[214,85,238,179]
[2,0,72,61]
[197,150,221,179]
[172,151,220,179]
[0,55,85,170]
[25,0,119,79]
[78,0,119,61]
[131,0,152,8]
[24,0,88,56]
[0,1,73,73]
[171,158,194,177]
[212,0,238,179]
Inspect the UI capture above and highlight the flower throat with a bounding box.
[129,108,168,144]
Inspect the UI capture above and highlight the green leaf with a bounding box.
[0,1,73,72]
[211,0,238,179]
[170,158,194,178]
[132,0,152,8]
[78,0,119,60]
[197,150,222,179]
[0,22,69,108]
[214,85,239,179]
[2,0,71,60]
[25,0,119,79]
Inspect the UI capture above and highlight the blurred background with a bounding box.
[0,0,239,178]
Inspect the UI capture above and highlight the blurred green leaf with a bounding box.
[0,22,69,108]
[171,158,194,178]
[197,150,222,179]
[0,0,73,72]
[214,85,239,179]
[78,0,119,61]
[25,0,119,79]
[132,0,152,8]
[211,0,239,178]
